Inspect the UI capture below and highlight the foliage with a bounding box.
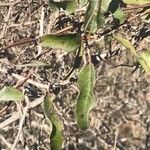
[39,0,150,149]
[43,94,64,150]
[0,86,24,102]
[76,63,95,129]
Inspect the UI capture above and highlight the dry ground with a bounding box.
[0,0,150,150]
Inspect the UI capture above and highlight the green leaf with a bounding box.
[40,34,81,53]
[0,86,24,102]
[79,0,88,7]
[138,50,150,74]
[65,1,78,14]
[122,0,150,5]
[43,94,64,150]
[113,8,126,24]
[101,0,112,12]
[76,63,96,129]
[113,34,137,57]
[85,0,102,34]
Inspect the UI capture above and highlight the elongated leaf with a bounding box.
[113,34,137,57]
[85,0,102,34]
[0,86,24,102]
[122,0,150,5]
[40,34,81,53]
[76,63,96,129]
[43,94,64,150]
[138,50,150,74]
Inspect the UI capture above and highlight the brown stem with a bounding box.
[3,37,39,50]
[123,3,150,11]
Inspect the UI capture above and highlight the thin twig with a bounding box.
[37,5,44,55]
[9,21,37,28]
[0,135,12,148]
[0,68,49,90]
[3,37,39,50]
[0,96,45,129]
[11,99,29,150]
[0,1,12,39]
[123,3,150,11]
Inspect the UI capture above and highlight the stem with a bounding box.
[3,37,39,50]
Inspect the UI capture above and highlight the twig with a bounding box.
[37,5,44,55]
[0,102,12,115]
[0,96,45,129]
[0,135,12,148]
[9,21,37,28]
[12,73,49,90]
[113,128,119,150]
[0,1,12,39]
[123,3,150,11]
[0,68,49,90]
[3,37,39,50]
[11,97,29,150]
[55,25,74,34]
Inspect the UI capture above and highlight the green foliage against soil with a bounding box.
[0,0,150,150]
[76,63,95,129]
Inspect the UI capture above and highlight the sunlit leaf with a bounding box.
[79,0,88,7]
[101,0,112,12]
[122,0,150,5]
[76,63,96,129]
[43,94,64,150]
[0,86,24,102]
[113,8,126,24]
[113,34,137,57]
[85,0,102,34]
[40,34,81,53]
[138,50,150,74]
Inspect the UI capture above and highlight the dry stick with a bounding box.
[0,0,22,38]
[0,135,12,148]
[12,73,49,90]
[55,25,74,34]
[3,37,39,50]
[9,21,37,28]
[0,102,12,115]
[37,5,44,55]
[123,3,150,11]
[11,97,29,150]
[0,68,49,89]
[113,128,119,150]
[0,1,11,39]
[0,96,45,129]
